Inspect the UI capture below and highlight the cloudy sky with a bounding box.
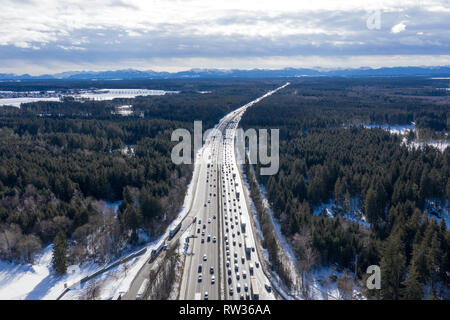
[0,0,449,75]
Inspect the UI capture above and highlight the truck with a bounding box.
[244,236,252,255]
[241,216,246,233]
[194,292,202,300]
[136,279,149,300]
[149,240,165,263]
[250,276,259,300]
[249,263,254,275]
[169,222,182,239]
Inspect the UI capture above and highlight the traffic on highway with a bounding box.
[179,83,289,300]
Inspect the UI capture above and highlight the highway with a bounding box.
[179,82,290,300]
[122,82,289,300]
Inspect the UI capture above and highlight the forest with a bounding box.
[0,79,278,270]
[0,77,448,300]
[240,77,450,299]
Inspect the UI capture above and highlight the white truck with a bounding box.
[241,216,246,233]
[244,236,252,255]
[250,276,259,300]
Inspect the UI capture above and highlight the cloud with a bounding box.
[391,21,407,33]
[0,0,449,74]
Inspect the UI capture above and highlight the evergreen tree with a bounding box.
[402,262,423,300]
[380,234,406,299]
[52,231,68,275]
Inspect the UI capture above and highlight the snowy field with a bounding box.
[76,89,179,100]
[363,123,449,151]
[0,97,61,107]
[0,89,179,107]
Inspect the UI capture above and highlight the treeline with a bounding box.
[241,78,450,299]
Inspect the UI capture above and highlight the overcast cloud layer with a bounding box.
[0,0,449,74]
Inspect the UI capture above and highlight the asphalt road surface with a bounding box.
[179,83,289,300]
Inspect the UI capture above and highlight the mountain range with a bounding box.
[1,66,450,80]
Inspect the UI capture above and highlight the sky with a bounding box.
[0,0,449,75]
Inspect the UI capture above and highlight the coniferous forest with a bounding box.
[240,77,449,299]
[0,80,272,268]
[0,77,449,300]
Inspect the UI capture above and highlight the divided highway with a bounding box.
[179,83,289,300]
[123,82,289,300]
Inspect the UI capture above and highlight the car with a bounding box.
[227,268,232,275]
[201,238,204,243]
[226,261,230,267]
[198,219,202,224]
[225,221,228,226]
[207,235,211,242]
[234,252,238,258]
[265,284,272,292]
[231,224,234,229]
[226,250,230,256]
[246,293,250,300]
[208,218,211,224]
[229,288,233,296]
[197,228,200,234]
[228,277,232,284]
[211,276,215,284]
[255,261,260,268]
[237,231,240,235]
[213,236,217,243]
[208,199,211,203]
[203,254,207,261]
[204,292,208,300]
[201,231,205,236]
[198,264,202,272]
[204,204,207,207]
[238,241,242,247]
[235,264,239,271]
[213,215,216,219]
[244,283,248,291]
[240,294,244,300]
[241,257,245,264]
[210,266,214,274]
[203,224,206,229]
[236,272,240,280]
[242,270,247,279]
[234,257,238,264]
[198,274,202,282]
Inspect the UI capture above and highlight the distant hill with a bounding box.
[1,66,450,80]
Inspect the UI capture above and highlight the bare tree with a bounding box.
[83,279,101,300]
[292,228,318,299]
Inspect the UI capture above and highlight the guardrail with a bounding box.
[56,247,147,300]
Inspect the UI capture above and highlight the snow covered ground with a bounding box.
[0,97,61,107]
[0,89,179,107]
[0,148,199,300]
[313,198,370,229]
[425,199,450,229]
[364,123,415,135]
[362,123,449,152]
[404,138,450,152]
[0,245,100,300]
